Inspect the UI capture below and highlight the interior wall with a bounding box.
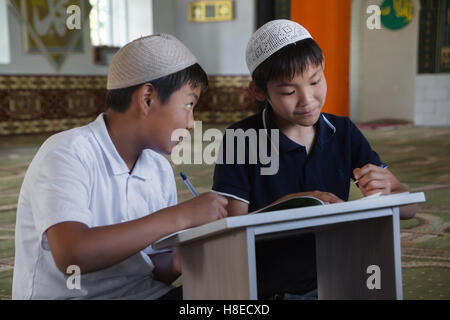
[415,74,450,126]
[152,0,259,124]
[0,0,258,136]
[152,0,176,38]
[353,0,420,122]
[154,0,255,75]
[2,0,252,76]
[0,0,10,64]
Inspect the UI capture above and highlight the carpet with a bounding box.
[0,125,449,300]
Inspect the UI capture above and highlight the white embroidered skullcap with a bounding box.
[107,34,198,90]
[246,19,313,74]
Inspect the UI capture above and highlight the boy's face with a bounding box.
[264,63,327,129]
[141,83,200,154]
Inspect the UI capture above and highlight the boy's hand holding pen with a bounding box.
[178,172,228,227]
[353,163,398,197]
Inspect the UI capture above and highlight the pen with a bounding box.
[353,163,388,188]
[180,172,199,197]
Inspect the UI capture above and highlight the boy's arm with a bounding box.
[46,193,227,275]
[149,247,181,285]
[353,164,418,220]
[227,199,249,216]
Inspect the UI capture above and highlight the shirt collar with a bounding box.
[261,106,336,153]
[318,113,336,145]
[88,113,152,180]
[130,151,156,180]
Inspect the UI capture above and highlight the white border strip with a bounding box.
[321,114,337,133]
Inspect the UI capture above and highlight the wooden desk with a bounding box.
[153,192,425,299]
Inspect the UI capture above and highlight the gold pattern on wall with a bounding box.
[189,1,233,23]
[0,75,107,90]
[0,75,107,136]
[0,118,97,135]
[0,75,257,136]
[196,75,258,123]
[4,91,44,120]
[65,91,98,117]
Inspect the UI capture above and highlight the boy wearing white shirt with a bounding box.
[12,34,228,299]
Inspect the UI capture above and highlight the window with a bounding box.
[89,0,153,48]
[0,0,10,64]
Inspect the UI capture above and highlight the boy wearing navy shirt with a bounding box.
[212,20,417,299]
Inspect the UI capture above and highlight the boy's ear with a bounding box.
[248,81,267,102]
[137,83,157,115]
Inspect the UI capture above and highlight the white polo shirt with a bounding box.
[12,113,178,299]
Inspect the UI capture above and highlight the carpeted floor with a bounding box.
[0,124,449,300]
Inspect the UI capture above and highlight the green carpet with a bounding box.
[0,125,449,300]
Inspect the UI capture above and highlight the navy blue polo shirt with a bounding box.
[212,106,382,298]
[213,106,382,211]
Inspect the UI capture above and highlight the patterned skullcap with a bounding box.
[246,19,313,74]
[107,34,198,90]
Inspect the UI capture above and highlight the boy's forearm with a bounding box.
[48,193,228,275]
[399,203,419,220]
[391,182,418,220]
[47,205,188,275]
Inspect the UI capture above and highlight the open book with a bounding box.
[251,196,324,214]
[250,192,387,214]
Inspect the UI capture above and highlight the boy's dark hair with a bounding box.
[106,63,208,112]
[252,38,323,93]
